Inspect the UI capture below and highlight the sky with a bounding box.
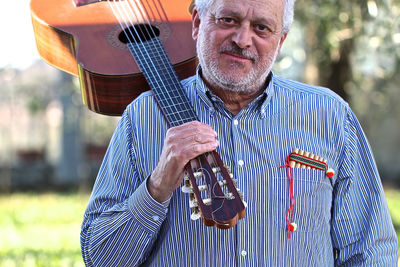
[0,0,40,69]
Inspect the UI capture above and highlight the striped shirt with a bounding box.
[81,69,398,266]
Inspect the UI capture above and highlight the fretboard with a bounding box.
[127,38,198,127]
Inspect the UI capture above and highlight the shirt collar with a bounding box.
[194,65,275,115]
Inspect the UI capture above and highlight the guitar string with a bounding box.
[142,0,235,224]
[136,0,200,126]
[113,0,198,141]
[131,0,193,125]
[125,0,232,224]
[108,0,179,116]
[123,0,232,223]
[131,0,197,126]
[107,0,209,206]
[114,0,193,125]
[108,0,233,224]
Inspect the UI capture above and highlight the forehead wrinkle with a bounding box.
[214,6,279,31]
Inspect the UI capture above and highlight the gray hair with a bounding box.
[194,0,296,34]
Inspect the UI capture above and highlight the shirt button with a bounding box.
[152,215,160,221]
[241,250,247,257]
[260,109,266,119]
[233,119,239,126]
[238,160,244,166]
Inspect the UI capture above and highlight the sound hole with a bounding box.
[118,24,160,44]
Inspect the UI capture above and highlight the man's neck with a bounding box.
[202,73,271,115]
[209,86,264,115]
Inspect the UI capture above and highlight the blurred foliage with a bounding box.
[0,193,89,267]
[81,108,119,147]
[295,0,399,100]
[0,66,60,115]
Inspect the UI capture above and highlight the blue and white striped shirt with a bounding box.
[81,69,398,266]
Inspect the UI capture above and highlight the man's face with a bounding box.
[192,0,287,93]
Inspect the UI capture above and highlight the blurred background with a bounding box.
[0,0,399,266]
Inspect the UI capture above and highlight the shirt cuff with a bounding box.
[128,177,170,233]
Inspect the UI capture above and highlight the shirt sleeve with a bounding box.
[331,107,398,266]
[80,107,170,267]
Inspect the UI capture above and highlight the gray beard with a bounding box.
[196,32,280,94]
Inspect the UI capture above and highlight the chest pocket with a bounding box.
[273,168,333,232]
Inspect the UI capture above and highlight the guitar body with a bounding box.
[30,0,196,115]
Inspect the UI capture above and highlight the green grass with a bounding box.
[385,187,400,240]
[0,192,89,267]
[0,188,399,266]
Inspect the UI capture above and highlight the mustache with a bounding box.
[219,44,257,61]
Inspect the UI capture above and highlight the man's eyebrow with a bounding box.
[215,8,242,18]
[215,8,278,28]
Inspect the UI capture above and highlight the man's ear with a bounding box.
[192,8,201,42]
[276,33,288,58]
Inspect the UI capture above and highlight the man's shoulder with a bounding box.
[272,75,348,107]
[180,75,198,92]
[126,90,155,110]
[125,75,198,113]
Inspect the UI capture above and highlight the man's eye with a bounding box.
[255,24,268,32]
[218,17,235,24]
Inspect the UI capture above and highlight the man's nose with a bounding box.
[232,24,252,49]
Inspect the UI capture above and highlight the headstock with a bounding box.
[182,151,246,229]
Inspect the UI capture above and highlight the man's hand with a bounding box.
[147,121,219,203]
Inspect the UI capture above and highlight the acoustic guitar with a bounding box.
[30,0,197,116]
[30,0,246,229]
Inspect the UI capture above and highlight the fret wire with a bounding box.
[162,105,192,111]
[128,39,198,125]
[121,23,194,123]
[140,27,198,123]
[164,108,194,116]
[147,39,198,120]
[158,98,192,107]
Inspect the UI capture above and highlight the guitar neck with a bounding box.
[127,38,198,127]
[128,37,246,229]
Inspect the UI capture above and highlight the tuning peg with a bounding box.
[236,190,247,207]
[232,178,237,186]
[189,198,197,208]
[191,207,201,220]
[189,192,197,208]
[193,171,203,178]
[218,180,227,187]
[185,171,204,179]
[212,167,221,173]
[181,185,192,193]
[225,192,234,199]
[182,183,209,194]
[181,177,192,193]
[189,197,211,208]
